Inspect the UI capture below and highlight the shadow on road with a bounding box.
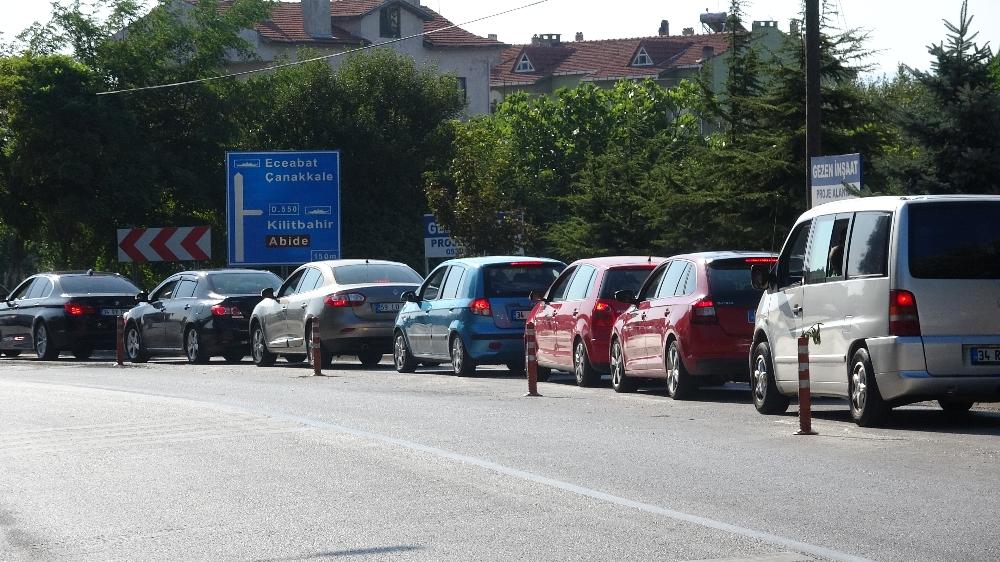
[253,545,422,561]
[805,406,1000,436]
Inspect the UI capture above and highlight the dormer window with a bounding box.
[632,47,653,66]
[380,6,401,38]
[514,53,535,73]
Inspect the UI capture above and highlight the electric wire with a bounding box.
[97,0,549,95]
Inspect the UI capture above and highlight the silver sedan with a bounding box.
[249,260,421,368]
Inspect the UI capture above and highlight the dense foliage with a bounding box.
[0,0,997,288]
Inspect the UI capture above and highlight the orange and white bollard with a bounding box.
[312,329,323,376]
[524,322,541,397]
[116,316,125,366]
[796,334,818,435]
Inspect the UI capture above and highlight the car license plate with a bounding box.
[969,346,1000,365]
[747,309,756,324]
[101,309,128,316]
[374,303,402,313]
[512,309,528,321]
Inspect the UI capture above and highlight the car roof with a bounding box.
[664,251,777,264]
[309,259,411,268]
[443,256,565,268]
[798,194,1000,223]
[44,271,124,277]
[569,256,665,268]
[168,269,278,278]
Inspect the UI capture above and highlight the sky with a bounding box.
[1,0,997,78]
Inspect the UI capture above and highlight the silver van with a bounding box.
[749,195,1000,426]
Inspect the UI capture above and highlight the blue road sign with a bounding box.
[226,151,341,266]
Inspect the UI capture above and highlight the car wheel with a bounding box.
[184,326,209,364]
[938,399,974,414]
[34,322,59,361]
[358,350,383,368]
[2,350,23,358]
[665,340,697,400]
[72,346,93,361]
[573,339,600,387]
[124,324,148,363]
[222,351,244,364]
[610,338,636,393]
[393,332,418,373]
[849,347,890,427]
[751,341,789,414]
[251,323,276,367]
[450,335,475,377]
[305,323,331,368]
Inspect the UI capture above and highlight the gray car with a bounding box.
[249,260,422,368]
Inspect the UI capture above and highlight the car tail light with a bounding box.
[325,293,366,308]
[509,261,544,267]
[64,302,96,316]
[691,298,717,325]
[745,257,778,264]
[592,299,616,327]
[889,289,920,336]
[470,298,492,316]
[211,304,243,318]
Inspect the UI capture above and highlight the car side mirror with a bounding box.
[613,290,638,305]
[529,290,546,303]
[750,264,776,291]
[261,287,276,300]
[401,290,420,303]
[135,292,149,303]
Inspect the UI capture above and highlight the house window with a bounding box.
[457,77,467,103]
[514,53,534,73]
[380,6,401,38]
[632,47,652,66]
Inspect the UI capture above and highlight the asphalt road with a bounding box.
[1,353,998,562]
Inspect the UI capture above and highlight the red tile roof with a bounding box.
[422,7,505,49]
[255,2,366,45]
[491,34,730,86]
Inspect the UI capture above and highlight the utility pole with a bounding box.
[805,0,821,209]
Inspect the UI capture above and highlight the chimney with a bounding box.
[302,0,331,38]
[531,33,562,47]
[789,20,800,36]
[658,20,669,37]
[575,32,584,42]
[682,27,695,37]
[701,46,715,61]
[488,33,498,41]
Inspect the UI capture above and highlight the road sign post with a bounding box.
[227,151,341,267]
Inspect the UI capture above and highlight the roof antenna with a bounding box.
[647,256,652,263]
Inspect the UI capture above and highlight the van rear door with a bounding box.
[904,201,1000,376]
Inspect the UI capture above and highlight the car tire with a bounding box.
[573,339,600,387]
[2,350,23,358]
[124,323,148,363]
[849,347,890,427]
[394,333,418,373]
[223,351,244,364]
[751,341,789,415]
[358,350,383,368]
[251,323,276,367]
[72,346,93,361]
[665,340,697,400]
[450,335,475,377]
[33,322,59,361]
[184,326,209,364]
[939,399,974,414]
[610,338,636,393]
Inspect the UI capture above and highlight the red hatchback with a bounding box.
[608,252,776,398]
[527,257,664,386]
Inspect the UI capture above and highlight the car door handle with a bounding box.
[571,310,578,317]
[793,305,803,316]
[183,304,190,310]
[300,303,307,309]
[640,313,647,320]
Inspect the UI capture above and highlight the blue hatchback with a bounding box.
[393,256,565,376]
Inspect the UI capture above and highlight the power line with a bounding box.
[97,0,549,96]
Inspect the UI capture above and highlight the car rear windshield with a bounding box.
[331,264,422,285]
[909,202,1000,279]
[599,267,655,299]
[707,259,769,300]
[59,275,140,294]
[209,273,281,295]
[484,263,563,297]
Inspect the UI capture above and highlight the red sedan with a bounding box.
[608,252,776,398]
[527,257,664,386]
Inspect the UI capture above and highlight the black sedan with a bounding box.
[0,272,140,360]
[123,269,281,364]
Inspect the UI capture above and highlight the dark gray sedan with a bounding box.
[250,260,422,368]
